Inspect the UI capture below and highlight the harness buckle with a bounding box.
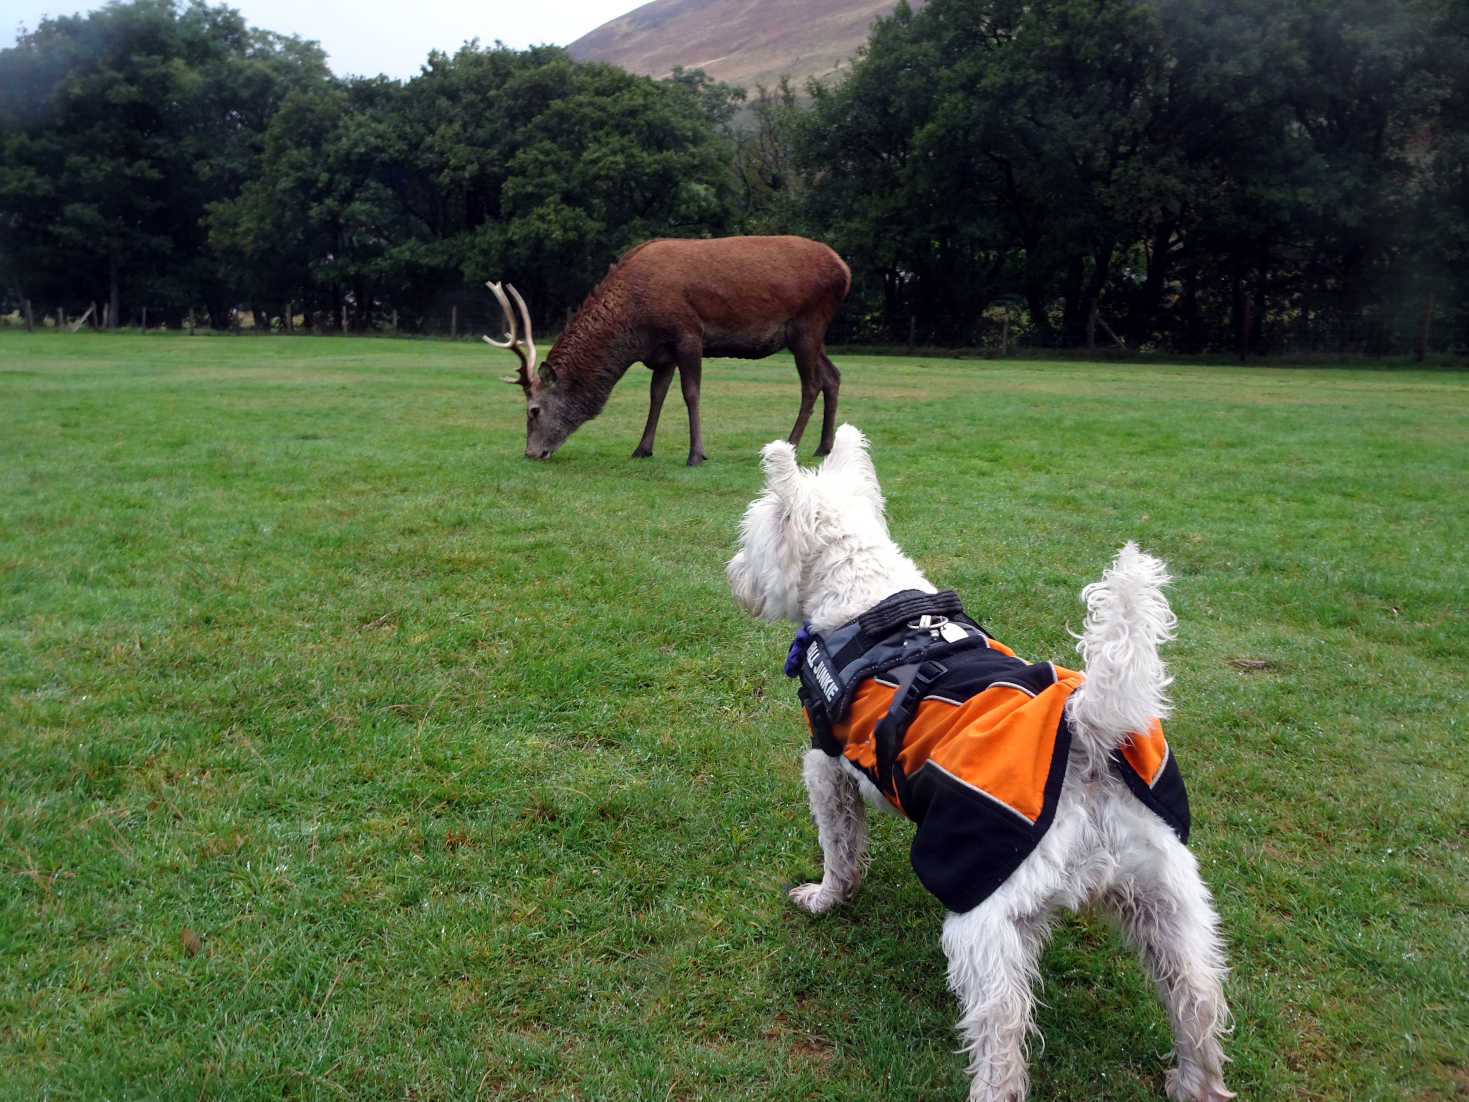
[874,660,948,796]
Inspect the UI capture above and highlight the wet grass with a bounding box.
[2,330,1465,1100]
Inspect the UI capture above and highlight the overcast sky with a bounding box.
[1,0,646,80]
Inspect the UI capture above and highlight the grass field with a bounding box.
[2,331,1465,1101]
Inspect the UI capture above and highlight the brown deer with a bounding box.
[487,235,850,465]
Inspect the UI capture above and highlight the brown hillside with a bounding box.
[567,0,921,92]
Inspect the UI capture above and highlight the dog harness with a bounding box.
[789,589,1190,914]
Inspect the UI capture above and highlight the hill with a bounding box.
[567,0,921,92]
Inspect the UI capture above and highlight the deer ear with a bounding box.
[759,440,800,496]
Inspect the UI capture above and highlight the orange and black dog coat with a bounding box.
[791,589,1189,914]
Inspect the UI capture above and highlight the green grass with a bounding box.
[2,330,1465,1101]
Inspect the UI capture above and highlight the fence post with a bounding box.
[25,299,34,332]
[392,309,398,336]
[451,305,458,339]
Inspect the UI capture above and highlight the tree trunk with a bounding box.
[108,255,121,331]
[1231,262,1250,360]
[1410,293,1433,362]
[1062,255,1086,346]
[1127,221,1175,346]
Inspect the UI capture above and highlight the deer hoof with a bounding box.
[686,451,707,467]
[631,446,653,458]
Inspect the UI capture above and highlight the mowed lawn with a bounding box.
[1,331,1465,1101]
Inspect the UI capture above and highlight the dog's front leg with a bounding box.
[789,748,868,913]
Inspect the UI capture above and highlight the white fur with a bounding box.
[727,424,1233,1102]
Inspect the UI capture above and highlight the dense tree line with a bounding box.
[2,0,1467,355]
[800,0,1469,354]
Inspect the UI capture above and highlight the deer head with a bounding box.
[485,282,572,459]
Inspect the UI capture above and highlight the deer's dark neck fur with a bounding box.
[542,257,656,424]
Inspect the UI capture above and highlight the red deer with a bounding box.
[487,235,850,465]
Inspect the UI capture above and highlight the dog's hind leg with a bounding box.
[789,749,868,913]
[942,902,1055,1102]
[1100,832,1233,1102]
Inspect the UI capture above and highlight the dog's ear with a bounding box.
[760,440,801,498]
[727,444,807,622]
[821,424,885,513]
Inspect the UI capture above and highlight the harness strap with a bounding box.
[801,681,842,756]
[873,659,948,796]
[856,589,964,640]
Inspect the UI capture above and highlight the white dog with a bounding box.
[727,425,1232,1102]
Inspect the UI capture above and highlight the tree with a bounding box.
[796,0,1469,353]
[0,0,330,328]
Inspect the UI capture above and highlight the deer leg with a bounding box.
[632,363,676,458]
[676,342,706,466]
[788,339,823,453]
[814,352,841,457]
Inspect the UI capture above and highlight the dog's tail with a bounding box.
[1065,542,1177,765]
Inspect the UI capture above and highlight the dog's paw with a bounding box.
[1165,1068,1235,1102]
[788,882,841,913]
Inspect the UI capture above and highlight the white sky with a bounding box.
[0,0,647,80]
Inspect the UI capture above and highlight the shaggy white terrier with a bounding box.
[727,425,1232,1102]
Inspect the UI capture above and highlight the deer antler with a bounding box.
[484,281,538,391]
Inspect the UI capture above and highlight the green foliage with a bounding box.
[797,0,1469,354]
[0,0,331,327]
[3,0,1469,354]
[0,9,738,335]
[206,42,740,333]
[1,331,1466,1098]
